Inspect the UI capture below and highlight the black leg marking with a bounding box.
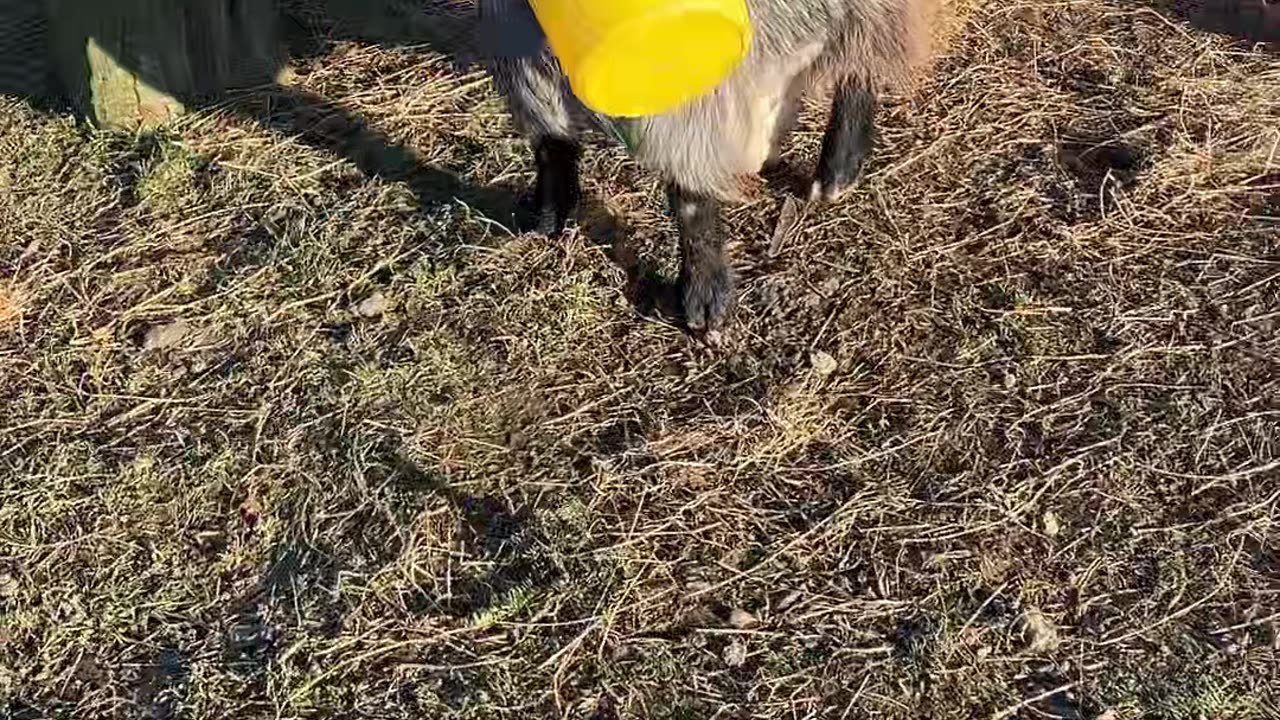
[533,136,580,235]
[812,81,876,202]
[670,185,733,334]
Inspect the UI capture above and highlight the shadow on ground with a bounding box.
[200,447,557,716]
[1154,0,1280,45]
[0,0,691,320]
[0,0,522,227]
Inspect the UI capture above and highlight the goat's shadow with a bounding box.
[1152,0,1280,46]
[193,440,554,716]
[285,0,689,321]
[241,0,528,229]
[2,0,690,319]
[225,84,522,227]
[1,0,525,229]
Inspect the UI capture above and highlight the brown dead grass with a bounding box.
[1,0,1278,719]
[0,287,19,330]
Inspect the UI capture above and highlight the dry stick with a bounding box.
[1211,610,1280,636]
[947,582,1010,659]
[1009,437,1121,520]
[541,619,600,711]
[841,673,875,720]
[289,628,476,703]
[1191,460,1280,496]
[990,682,1078,720]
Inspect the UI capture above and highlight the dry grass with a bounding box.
[0,287,20,330]
[2,1,1279,718]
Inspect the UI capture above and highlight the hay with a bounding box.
[0,0,1277,717]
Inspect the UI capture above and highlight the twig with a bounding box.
[990,682,1078,720]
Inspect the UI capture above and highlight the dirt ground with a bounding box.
[1,0,1278,718]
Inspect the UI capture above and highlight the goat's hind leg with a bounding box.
[811,79,876,202]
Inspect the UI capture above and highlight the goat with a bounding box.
[479,0,940,332]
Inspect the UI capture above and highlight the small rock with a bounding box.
[729,608,758,629]
[1043,511,1061,538]
[143,319,190,350]
[228,621,262,652]
[768,196,800,257]
[723,638,748,667]
[1022,607,1059,653]
[811,350,838,378]
[352,292,390,318]
[20,239,41,262]
[776,590,803,611]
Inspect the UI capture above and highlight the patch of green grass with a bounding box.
[133,136,207,219]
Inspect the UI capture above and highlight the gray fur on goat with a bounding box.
[478,0,938,201]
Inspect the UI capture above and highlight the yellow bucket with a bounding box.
[529,0,753,118]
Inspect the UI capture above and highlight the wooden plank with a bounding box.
[0,0,53,101]
[45,0,281,129]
